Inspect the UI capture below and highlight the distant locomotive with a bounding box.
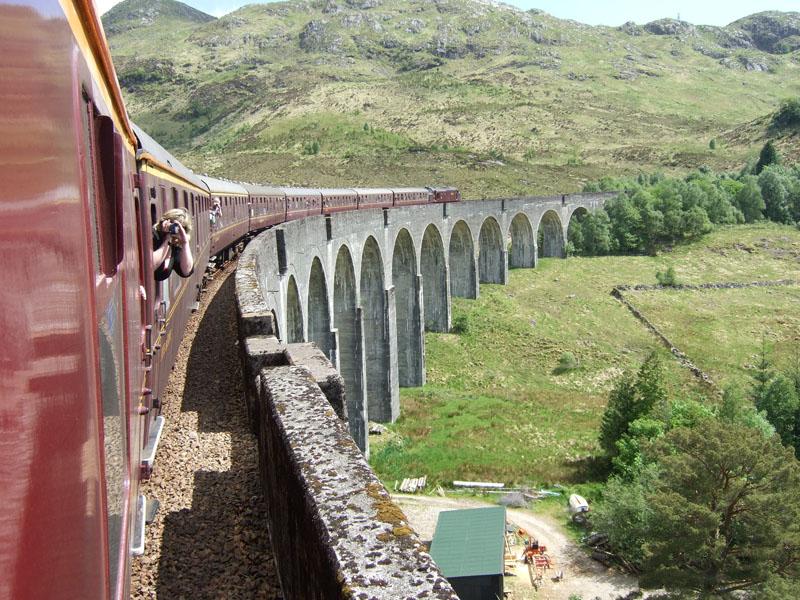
[0,0,460,598]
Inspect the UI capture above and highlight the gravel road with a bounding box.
[394,494,640,600]
[132,263,282,599]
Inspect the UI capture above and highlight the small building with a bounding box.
[429,506,506,600]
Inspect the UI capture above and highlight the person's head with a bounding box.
[156,208,192,239]
[213,198,221,207]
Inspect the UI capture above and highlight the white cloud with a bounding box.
[96,0,126,15]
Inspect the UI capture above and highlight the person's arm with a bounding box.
[153,229,172,271]
[172,222,195,277]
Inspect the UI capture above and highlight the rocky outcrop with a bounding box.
[727,11,800,54]
[644,19,695,37]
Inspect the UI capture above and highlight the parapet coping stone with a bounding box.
[260,365,458,599]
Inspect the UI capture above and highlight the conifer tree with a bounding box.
[755,140,780,174]
[641,420,800,596]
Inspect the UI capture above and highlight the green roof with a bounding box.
[429,506,506,578]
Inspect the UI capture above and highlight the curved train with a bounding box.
[0,0,460,598]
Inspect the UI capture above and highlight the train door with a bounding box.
[80,93,131,599]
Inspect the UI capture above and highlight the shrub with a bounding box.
[709,138,716,150]
[554,352,580,374]
[772,98,800,130]
[655,266,678,287]
[451,313,469,335]
[302,140,320,155]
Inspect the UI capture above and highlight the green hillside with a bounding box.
[104,0,800,195]
[370,223,800,486]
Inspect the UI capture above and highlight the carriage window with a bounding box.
[183,191,189,210]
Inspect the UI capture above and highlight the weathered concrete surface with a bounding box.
[249,360,459,600]
[286,342,347,422]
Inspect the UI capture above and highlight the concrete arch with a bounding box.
[567,206,590,255]
[334,245,365,449]
[479,216,505,284]
[508,212,535,269]
[392,229,423,387]
[308,256,334,360]
[448,220,477,299]
[286,275,304,343]
[420,224,449,332]
[360,237,392,423]
[537,210,565,258]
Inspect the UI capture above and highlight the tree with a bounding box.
[755,140,780,175]
[599,353,667,459]
[592,464,659,565]
[640,420,800,596]
[759,167,793,224]
[581,212,612,255]
[719,385,774,438]
[751,338,775,408]
[734,176,766,222]
[756,374,799,448]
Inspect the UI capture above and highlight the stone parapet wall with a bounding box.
[235,258,458,599]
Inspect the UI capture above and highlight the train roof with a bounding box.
[199,175,249,197]
[240,183,287,196]
[132,123,205,190]
[352,188,394,195]
[319,188,358,196]
[390,187,431,194]
[283,187,323,197]
[426,186,459,192]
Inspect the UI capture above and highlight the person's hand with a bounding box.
[170,221,189,247]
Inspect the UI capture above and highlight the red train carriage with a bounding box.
[0,1,146,597]
[242,183,287,230]
[0,1,462,598]
[354,188,393,210]
[391,187,432,206]
[321,188,358,214]
[133,124,211,467]
[427,186,462,203]
[285,187,323,221]
[199,175,250,257]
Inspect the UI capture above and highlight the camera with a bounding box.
[169,222,180,235]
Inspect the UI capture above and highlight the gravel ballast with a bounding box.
[132,263,281,599]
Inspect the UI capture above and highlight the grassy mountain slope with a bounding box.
[370,223,800,485]
[104,0,800,195]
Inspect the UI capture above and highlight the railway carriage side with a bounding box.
[285,187,323,221]
[134,126,211,459]
[0,1,151,597]
[392,187,432,207]
[199,176,250,257]
[242,183,287,231]
[354,188,393,210]
[321,188,358,214]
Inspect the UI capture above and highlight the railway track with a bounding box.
[132,261,281,599]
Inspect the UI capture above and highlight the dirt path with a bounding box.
[394,494,639,600]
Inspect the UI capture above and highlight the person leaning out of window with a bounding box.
[153,208,194,280]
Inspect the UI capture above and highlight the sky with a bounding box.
[97,0,799,26]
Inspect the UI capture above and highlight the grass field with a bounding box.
[369,223,800,487]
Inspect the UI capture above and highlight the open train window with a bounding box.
[81,102,125,277]
[183,190,189,210]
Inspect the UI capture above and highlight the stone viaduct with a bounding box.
[242,192,612,453]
